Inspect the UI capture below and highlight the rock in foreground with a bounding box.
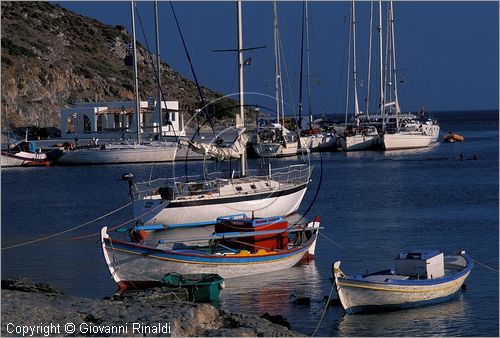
[1,279,302,337]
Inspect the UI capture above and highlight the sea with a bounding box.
[1,110,498,336]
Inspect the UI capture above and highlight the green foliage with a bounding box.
[1,38,36,58]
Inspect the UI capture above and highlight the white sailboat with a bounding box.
[56,2,190,165]
[130,0,311,226]
[339,0,379,152]
[379,1,440,150]
[251,1,303,158]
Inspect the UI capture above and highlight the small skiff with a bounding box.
[101,215,320,291]
[443,133,464,143]
[333,250,473,314]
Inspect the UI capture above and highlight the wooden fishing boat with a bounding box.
[333,250,473,314]
[101,215,320,291]
[443,132,464,143]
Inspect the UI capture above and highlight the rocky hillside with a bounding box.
[1,1,238,129]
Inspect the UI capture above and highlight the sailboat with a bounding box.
[250,1,303,158]
[378,1,440,150]
[56,2,191,165]
[338,0,379,152]
[130,0,311,226]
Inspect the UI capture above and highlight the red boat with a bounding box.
[215,214,289,252]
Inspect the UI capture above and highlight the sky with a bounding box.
[54,1,499,116]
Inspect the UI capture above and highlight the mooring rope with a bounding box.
[2,202,133,251]
[472,258,499,273]
[312,279,336,337]
[72,199,170,240]
[319,232,354,255]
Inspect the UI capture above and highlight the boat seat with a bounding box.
[363,274,409,283]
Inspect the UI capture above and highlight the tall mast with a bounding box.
[236,0,246,176]
[343,3,352,125]
[352,0,360,126]
[378,0,385,131]
[305,0,313,128]
[365,0,374,116]
[389,1,400,116]
[154,1,162,136]
[131,1,141,144]
[273,1,280,123]
[297,1,306,130]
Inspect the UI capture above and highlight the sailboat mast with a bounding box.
[131,1,141,144]
[389,1,400,116]
[273,1,280,123]
[236,0,246,176]
[343,4,352,125]
[366,0,374,116]
[305,0,313,128]
[352,0,360,126]
[154,1,162,136]
[377,0,385,131]
[297,1,306,131]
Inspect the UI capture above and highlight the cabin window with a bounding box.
[235,186,243,192]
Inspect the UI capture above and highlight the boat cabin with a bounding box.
[394,249,445,279]
[60,100,185,140]
[215,214,289,252]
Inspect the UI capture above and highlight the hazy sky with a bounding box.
[55,1,499,115]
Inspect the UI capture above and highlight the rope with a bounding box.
[2,202,133,251]
[319,232,354,254]
[312,279,335,336]
[472,258,499,273]
[72,199,170,240]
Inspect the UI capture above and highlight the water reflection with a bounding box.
[332,295,468,337]
[220,261,326,334]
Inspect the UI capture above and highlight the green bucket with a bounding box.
[160,273,224,302]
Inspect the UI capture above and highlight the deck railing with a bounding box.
[132,164,311,200]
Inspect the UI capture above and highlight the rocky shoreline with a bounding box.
[1,279,303,337]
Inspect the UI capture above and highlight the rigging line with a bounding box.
[472,258,499,273]
[319,232,354,255]
[290,154,322,228]
[169,1,214,134]
[72,199,170,240]
[312,279,335,336]
[135,4,179,141]
[2,202,133,251]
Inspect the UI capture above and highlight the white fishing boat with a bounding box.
[131,0,311,225]
[100,215,320,291]
[333,249,473,314]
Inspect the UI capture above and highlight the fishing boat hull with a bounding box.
[100,220,319,290]
[333,253,473,314]
[1,151,50,167]
[251,141,301,158]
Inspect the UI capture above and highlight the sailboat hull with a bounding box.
[136,183,308,225]
[382,133,433,150]
[57,144,203,164]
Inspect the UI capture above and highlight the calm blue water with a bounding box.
[2,110,498,336]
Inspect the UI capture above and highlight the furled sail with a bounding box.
[180,128,248,161]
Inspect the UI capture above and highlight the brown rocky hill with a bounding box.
[1,1,238,130]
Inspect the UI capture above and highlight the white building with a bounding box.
[60,100,185,140]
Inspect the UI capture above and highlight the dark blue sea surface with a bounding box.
[2,110,498,336]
